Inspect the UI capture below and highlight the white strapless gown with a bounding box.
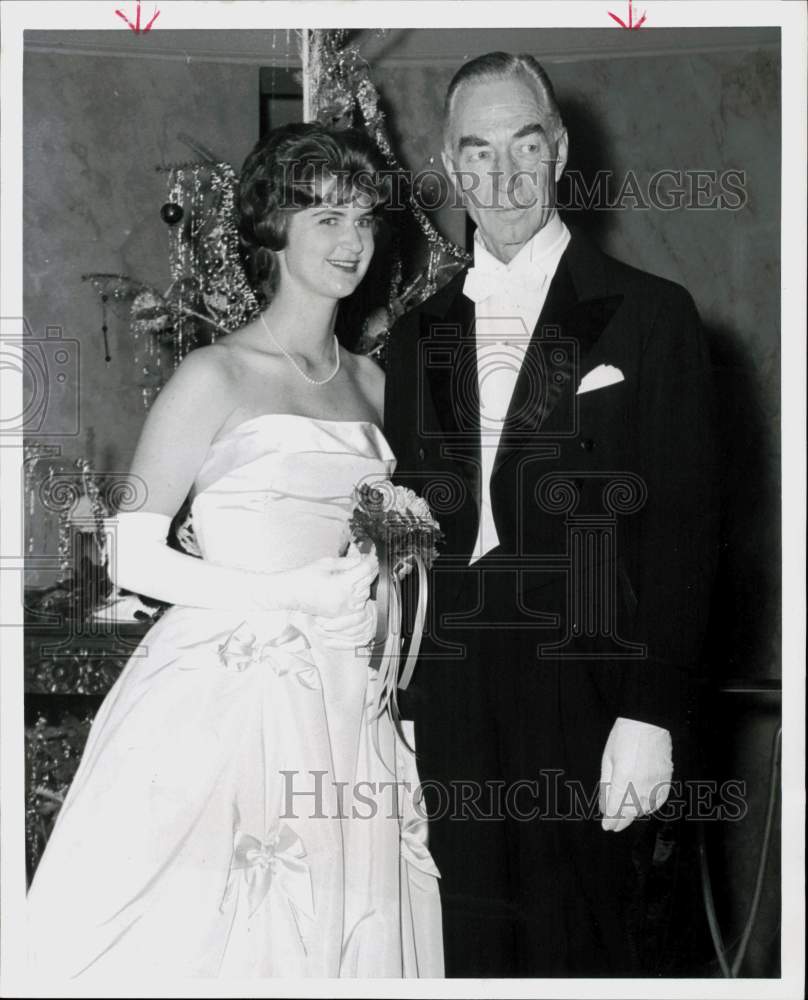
[27,415,443,979]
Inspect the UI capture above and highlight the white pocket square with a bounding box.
[576,364,624,395]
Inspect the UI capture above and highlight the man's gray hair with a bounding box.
[443,51,564,142]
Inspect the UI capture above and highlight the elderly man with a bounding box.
[385,52,719,976]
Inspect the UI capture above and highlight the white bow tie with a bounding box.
[463,265,547,307]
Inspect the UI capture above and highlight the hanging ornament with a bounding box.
[82,273,148,368]
[160,201,184,226]
[100,293,111,363]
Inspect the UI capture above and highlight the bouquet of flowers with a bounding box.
[349,481,443,748]
[349,482,442,576]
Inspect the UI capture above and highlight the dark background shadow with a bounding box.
[555,91,782,977]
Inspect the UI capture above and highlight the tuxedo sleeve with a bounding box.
[616,285,720,742]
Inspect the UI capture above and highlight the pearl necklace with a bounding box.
[260,312,341,387]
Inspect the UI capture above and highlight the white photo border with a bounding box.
[1,2,804,997]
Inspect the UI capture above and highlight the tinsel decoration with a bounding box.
[24,442,60,556]
[77,457,111,557]
[25,712,94,878]
[353,70,470,266]
[300,29,471,363]
[130,287,169,408]
[82,273,165,407]
[26,458,134,625]
[42,465,73,581]
[83,160,259,407]
[160,160,260,371]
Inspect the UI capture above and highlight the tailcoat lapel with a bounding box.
[492,230,624,480]
[420,272,481,512]
[416,230,625,549]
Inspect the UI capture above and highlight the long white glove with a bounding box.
[312,541,378,649]
[599,717,673,832]
[105,511,377,618]
[313,601,377,650]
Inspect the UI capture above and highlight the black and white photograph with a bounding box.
[0,2,804,995]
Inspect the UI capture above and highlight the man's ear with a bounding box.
[554,128,569,182]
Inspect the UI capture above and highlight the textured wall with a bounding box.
[23,50,260,582]
[23,51,261,429]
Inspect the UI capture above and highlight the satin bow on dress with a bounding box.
[223,824,315,921]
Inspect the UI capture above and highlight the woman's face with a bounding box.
[278,182,376,302]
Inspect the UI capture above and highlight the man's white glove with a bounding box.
[599,717,673,832]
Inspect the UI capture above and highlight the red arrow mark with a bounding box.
[608,0,647,29]
[115,1,160,33]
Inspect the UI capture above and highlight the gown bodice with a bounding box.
[190,413,396,573]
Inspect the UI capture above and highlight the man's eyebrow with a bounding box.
[458,123,548,150]
[457,134,490,151]
[513,122,548,139]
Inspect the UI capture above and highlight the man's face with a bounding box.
[443,74,568,263]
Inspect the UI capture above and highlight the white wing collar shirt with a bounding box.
[463,211,571,564]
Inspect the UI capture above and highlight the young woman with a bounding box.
[27,123,443,979]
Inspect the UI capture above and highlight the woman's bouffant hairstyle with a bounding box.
[237,122,391,305]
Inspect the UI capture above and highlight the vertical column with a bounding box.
[536,472,647,659]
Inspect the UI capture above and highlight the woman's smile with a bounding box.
[326,257,361,272]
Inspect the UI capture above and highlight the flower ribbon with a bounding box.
[225,823,315,919]
[217,621,321,689]
[368,537,429,755]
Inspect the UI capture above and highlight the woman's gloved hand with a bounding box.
[312,599,378,650]
[287,550,379,619]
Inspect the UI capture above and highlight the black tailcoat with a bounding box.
[383,229,720,975]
